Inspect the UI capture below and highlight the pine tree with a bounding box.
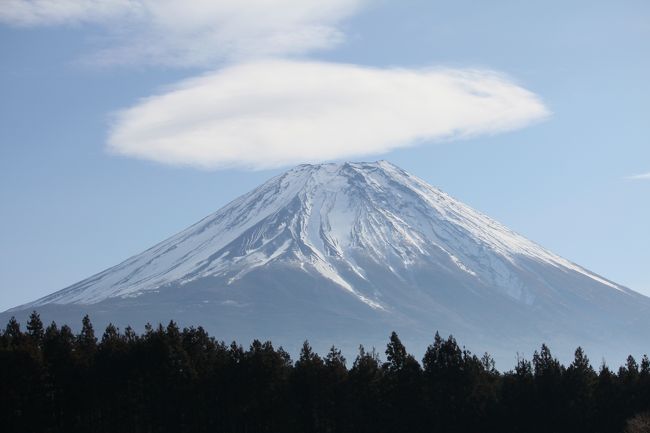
[77,314,97,357]
[564,347,597,433]
[3,314,650,433]
[384,331,409,372]
[531,344,565,433]
[349,345,383,433]
[422,333,467,433]
[26,311,44,345]
[4,316,22,347]
[621,355,640,379]
[640,355,650,376]
[382,332,423,433]
[292,340,325,433]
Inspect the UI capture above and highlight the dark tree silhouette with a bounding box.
[1,315,649,433]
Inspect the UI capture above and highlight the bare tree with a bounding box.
[625,412,650,433]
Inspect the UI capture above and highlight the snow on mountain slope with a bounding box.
[19,161,629,310]
[7,160,650,366]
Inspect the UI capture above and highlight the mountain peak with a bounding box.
[21,160,624,309]
[286,160,406,177]
[7,160,648,365]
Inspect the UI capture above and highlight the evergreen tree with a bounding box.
[382,332,423,433]
[4,316,22,347]
[2,316,650,433]
[348,345,383,433]
[323,346,348,432]
[26,311,44,345]
[384,331,409,372]
[292,340,325,433]
[502,354,535,433]
[594,362,623,433]
[640,355,650,376]
[76,314,97,361]
[564,347,597,433]
[422,333,467,432]
[531,344,565,433]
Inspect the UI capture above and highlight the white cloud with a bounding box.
[3,2,550,170]
[0,0,365,66]
[108,60,550,169]
[627,173,650,180]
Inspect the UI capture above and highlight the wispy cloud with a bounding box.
[0,0,366,67]
[108,60,550,169]
[626,172,650,180]
[3,1,550,170]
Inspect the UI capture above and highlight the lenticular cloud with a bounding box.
[107,60,550,169]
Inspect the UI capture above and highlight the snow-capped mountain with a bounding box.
[4,161,649,365]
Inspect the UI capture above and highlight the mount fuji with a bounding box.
[4,161,649,365]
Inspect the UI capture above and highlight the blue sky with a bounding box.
[1,0,648,311]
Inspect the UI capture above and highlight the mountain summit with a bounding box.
[5,161,649,364]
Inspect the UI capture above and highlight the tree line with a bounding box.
[1,312,649,433]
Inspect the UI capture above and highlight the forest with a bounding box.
[1,312,649,433]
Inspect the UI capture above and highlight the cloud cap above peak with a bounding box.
[107,60,550,170]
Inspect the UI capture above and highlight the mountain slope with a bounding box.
[5,161,649,365]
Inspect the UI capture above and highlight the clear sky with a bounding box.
[1,0,648,311]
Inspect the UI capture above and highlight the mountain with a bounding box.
[4,161,649,365]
